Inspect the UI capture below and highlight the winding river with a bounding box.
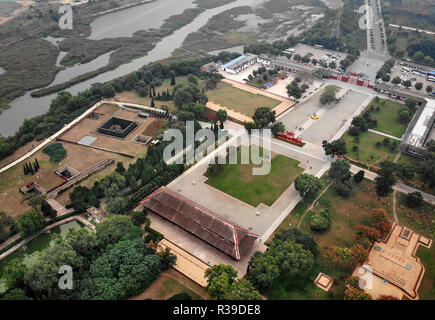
[0,0,266,137]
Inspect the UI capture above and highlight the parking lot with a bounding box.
[390,63,435,94]
[291,43,348,68]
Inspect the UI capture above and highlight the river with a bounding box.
[0,0,266,137]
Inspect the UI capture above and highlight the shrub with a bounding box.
[405,191,423,208]
[349,126,360,137]
[310,211,330,232]
[335,181,352,197]
[353,170,365,183]
[42,143,67,163]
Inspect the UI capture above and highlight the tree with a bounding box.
[271,122,285,136]
[105,196,130,214]
[335,181,352,197]
[322,139,347,157]
[391,76,401,85]
[329,159,351,183]
[64,228,98,263]
[351,117,368,132]
[403,80,412,88]
[354,170,365,183]
[158,247,177,270]
[415,82,423,91]
[274,228,318,256]
[252,107,276,128]
[244,121,258,134]
[247,240,314,291]
[310,210,330,232]
[426,86,433,93]
[398,107,412,124]
[78,239,161,300]
[375,161,397,198]
[24,242,83,299]
[319,86,337,105]
[405,97,417,111]
[294,174,323,200]
[344,286,373,300]
[224,278,262,300]
[96,215,141,248]
[2,258,27,289]
[205,264,238,300]
[405,191,423,208]
[217,109,228,124]
[41,200,57,219]
[17,210,45,238]
[115,161,126,173]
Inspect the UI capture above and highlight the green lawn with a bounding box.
[362,98,409,138]
[416,245,435,300]
[395,192,435,239]
[342,131,398,165]
[205,146,303,207]
[206,82,281,117]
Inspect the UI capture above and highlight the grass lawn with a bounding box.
[395,192,434,238]
[267,179,394,300]
[205,146,303,207]
[131,270,208,300]
[363,98,409,138]
[342,131,398,165]
[416,245,435,300]
[206,82,281,117]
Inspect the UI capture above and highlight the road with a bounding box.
[366,0,389,56]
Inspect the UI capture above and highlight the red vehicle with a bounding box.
[277,131,303,146]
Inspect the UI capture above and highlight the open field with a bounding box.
[131,268,209,300]
[268,179,394,300]
[206,82,281,117]
[205,146,303,207]
[362,98,409,138]
[342,131,398,166]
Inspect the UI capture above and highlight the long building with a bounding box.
[221,54,257,74]
[399,98,435,157]
[141,187,259,260]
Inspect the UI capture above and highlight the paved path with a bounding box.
[158,238,209,287]
[368,129,402,141]
[350,165,435,205]
[389,24,435,35]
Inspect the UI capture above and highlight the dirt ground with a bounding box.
[130,268,210,300]
[59,103,151,157]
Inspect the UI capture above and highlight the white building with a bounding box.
[221,54,257,74]
[257,54,272,66]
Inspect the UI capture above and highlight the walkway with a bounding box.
[350,165,435,205]
[368,129,402,141]
[158,238,209,287]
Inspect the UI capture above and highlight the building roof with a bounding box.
[140,187,259,260]
[402,98,435,149]
[221,54,256,70]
